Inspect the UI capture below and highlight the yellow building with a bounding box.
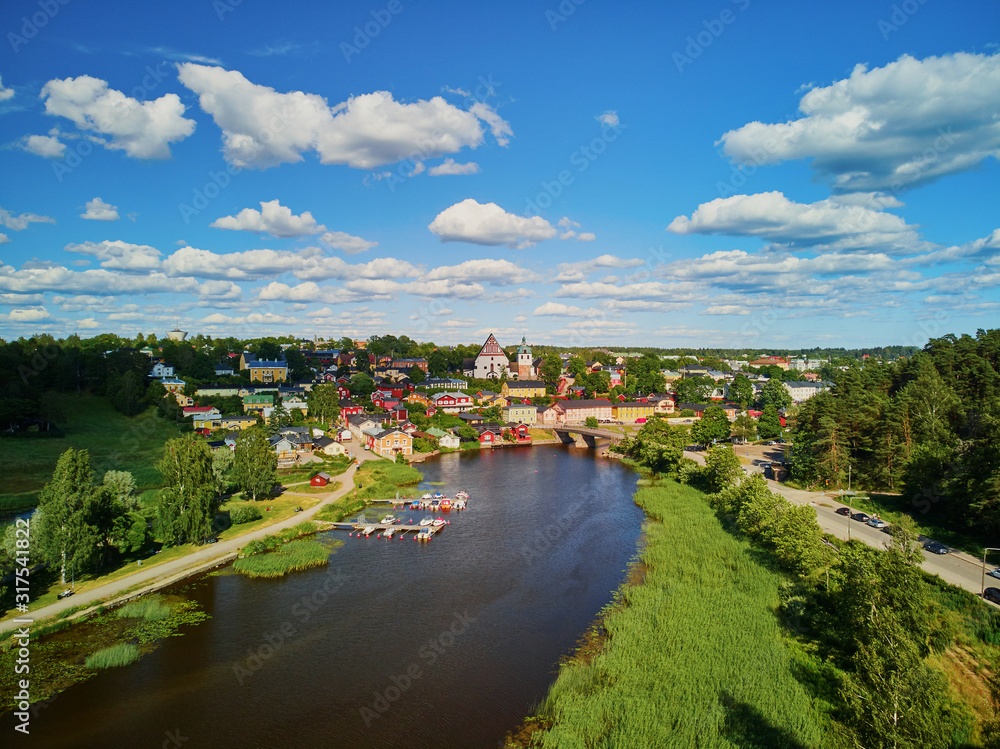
[501,380,546,399]
[613,401,656,423]
[501,404,538,424]
[248,362,288,383]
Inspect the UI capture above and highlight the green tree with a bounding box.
[540,353,563,386]
[307,384,341,424]
[456,425,479,442]
[731,413,757,443]
[408,366,426,384]
[35,449,98,584]
[703,445,743,493]
[102,470,138,510]
[211,448,235,496]
[350,372,376,398]
[758,378,792,411]
[427,350,449,377]
[585,416,599,428]
[728,374,754,409]
[155,435,216,546]
[107,369,146,416]
[266,402,291,435]
[232,428,278,502]
[757,405,782,440]
[691,405,731,446]
[567,356,588,380]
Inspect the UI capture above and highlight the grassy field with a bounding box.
[0,393,183,512]
[528,481,826,748]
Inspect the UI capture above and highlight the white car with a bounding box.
[867,518,888,529]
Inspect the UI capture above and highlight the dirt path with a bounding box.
[0,458,367,634]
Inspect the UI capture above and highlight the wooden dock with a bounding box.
[324,518,447,538]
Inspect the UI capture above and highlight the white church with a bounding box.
[463,334,539,380]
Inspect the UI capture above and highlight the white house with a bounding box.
[150,361,175,378]
[472,333,511,379]
[783,380,832,403]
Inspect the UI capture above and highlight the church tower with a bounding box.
[516,336,533,380]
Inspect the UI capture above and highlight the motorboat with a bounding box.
[380,514,396,524]
[416,528,432,542]
[419,516,434,526]
[453,499,466,510]
[455,490,469,500]
[361,526,376,537]
[431,518,446,527]
[440,498,452,510]
[430,500,440,510]
[421,493,432,500]
[383,527,395,539]
[409,500,421,510]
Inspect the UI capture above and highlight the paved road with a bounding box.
[0,457,367,634]
[683,449,998,603]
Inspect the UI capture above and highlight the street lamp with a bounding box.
[982,547,1000,598]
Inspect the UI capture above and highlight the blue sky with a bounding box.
[0,0,997,349]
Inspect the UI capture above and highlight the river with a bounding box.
[12,445,643,748]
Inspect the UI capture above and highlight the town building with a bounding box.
[547,398,614,424]
[471,333,511,379]
[613,401,656,423]
[515,337,540,379]
[366,427,413,458]
[150,361,175,378]
[243,394,274,414]
[502,403,538,424]
[783,380,832,403]
[501,380,546,399]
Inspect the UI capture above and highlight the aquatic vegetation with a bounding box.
[232,539,331,579]
[116,595,171,621]
[85,643,140,669]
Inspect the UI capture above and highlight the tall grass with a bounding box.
[116,596,171,621]
[85,643,140,669]
[535,481,825,748]
[232,539,330,579]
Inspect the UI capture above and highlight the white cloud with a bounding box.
[40,75,196,159]
[555,280,695,300]
[0,207,55,232]
[0,76,13,102]
[80,197,120,221]
[162,245,322,280]
[428,158,480,176]
[0,234,8,245]
[0,307,51,323]
[22,133,67,159]
[428,199,556,249]
[667,191,931,254]
[176,63,511,170]
[64,240,162,271]
[597,111,619,128]
[211,199,324,237]
[320,231,378,254]
[554,254,645,282]
[424,259,539,285]
[577,232,596,241]
[0,264,202,296]
[533,301,603,317]
[718,52,1000,192]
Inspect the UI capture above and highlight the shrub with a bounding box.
[230,504,263,525]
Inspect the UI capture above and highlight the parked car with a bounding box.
[851,512,870,523]
[880,524,898,536]
[57,589,74,599]
[835,507,851,516]
[987,568,1000,580]
[867,518,888,529]
[983,588,1000,605]
[923,541,950,555]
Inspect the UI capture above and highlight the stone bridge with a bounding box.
[550,425,622,448]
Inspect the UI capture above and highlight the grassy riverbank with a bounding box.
[520,480,827,748]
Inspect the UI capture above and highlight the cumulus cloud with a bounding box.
[0,207,55,232]
[0,263,202,296]
[428,199,556,249]
[320,231,378,254]
[22,134,66,159]
[556,217,597,242]
[64,240,161,270]
[533,301,603,317]
[0,307,51,323]
[0,76,13,102]
[176,63,511,170]
[428,158,480,176]
[162,245,323,281]
[554,254,646,282]
[597,111,619,128]
[667,191,931,254]
[555,280,696,300]
[40,75,196,159]
[211,199,324,237]
[80,197,119,221]
[0,234,8,245]
[718,52,1000,192]
[424,259,540,285]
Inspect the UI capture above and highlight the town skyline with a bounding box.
[0,0,997,348]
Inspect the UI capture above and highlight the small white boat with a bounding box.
[455,490,469,500]
[431,518,446,527]
[416,528,432,542]
[453,499,466,510]
[380,514,396,524]
[419,516,434,526]
[421,493,432,500]
[383,527,395,538]
[361,526,376,537]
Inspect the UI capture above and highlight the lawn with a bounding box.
[0,393,183,512]
[531,481,826,748]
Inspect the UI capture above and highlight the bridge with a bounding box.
[550,425,623,448]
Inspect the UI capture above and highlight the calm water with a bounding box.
[13,446,642,748]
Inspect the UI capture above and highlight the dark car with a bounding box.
[923,541,950,555]
[835,507,851,516]
[851,512,870,523]
[983,588,1000,605]
[880,524,897,535]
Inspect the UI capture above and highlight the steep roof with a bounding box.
[477,333,507,358]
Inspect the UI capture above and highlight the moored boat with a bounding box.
[455,490,469,500]
[419,516,434,526]
[431,518,446,527]
[416,528,432,542]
